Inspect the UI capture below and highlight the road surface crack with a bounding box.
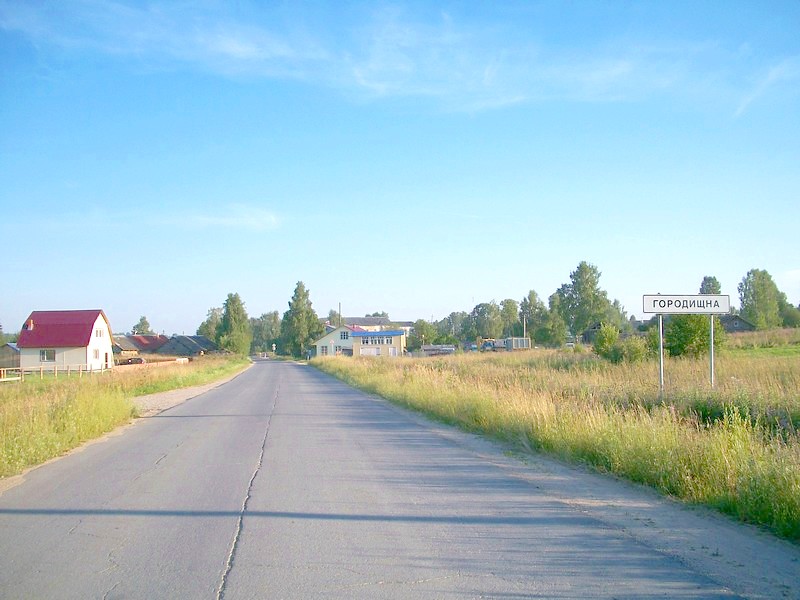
[215,385,278,600]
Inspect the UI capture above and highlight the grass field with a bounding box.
[313,349,800,541]
[0,355,250,478]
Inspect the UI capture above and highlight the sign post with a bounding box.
[643,294,730,392]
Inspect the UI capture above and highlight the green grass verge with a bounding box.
[312,354,800,542]
[0,356,250,478]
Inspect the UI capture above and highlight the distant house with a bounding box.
[155,335,217,357]
[330,316,415,337]
[351,330,407,357]
[127,334,170,354]
[0,343,20,369]
[312,326,356,357]
[719,314,756,333]
[16,310,114,371]
[112,336,140,357]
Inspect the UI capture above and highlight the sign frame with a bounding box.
[643,294,729,393]
[643,294,730,315]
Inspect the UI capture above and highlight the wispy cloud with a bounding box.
[735,57,800,117]
[1,1,795,113]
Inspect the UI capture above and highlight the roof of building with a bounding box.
[2,342,19,351]
[16,310,111,349]
[127,334,170,352]
[156,335,218,356]
[350,330,406,337]
[343,316,392,326]
[113,336,140,351]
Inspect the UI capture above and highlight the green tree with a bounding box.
[738,269,782,329]
[131,316,154,335]
[555,261,619,337]
[664,314,725,357]
[327,309,343,327]
[519,290,547,339]
[699,276,722,295]
[437,311,468,342]
[366,311,389,318]
[217,293,252,355]
[779,295,800,328]
[500,299,519,337]
[592,323,619,359]
[471,302,503,340]
[538,294,568,346]
[197,307,222,342]
[250,311,281,353]
[408,319,438,350]
[280,281,323,357]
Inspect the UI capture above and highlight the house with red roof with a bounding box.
[17,310,115,371]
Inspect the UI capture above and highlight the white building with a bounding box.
[17,309,115,371]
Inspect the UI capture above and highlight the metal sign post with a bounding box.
[658,314,664,395]
[643,294,729,392]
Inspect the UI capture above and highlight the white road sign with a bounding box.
[643,294,730,314]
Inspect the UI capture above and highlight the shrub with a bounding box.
[592,324,619,360]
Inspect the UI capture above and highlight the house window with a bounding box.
[320,345,328,356]
[40,349,55,362]
[95,329,103,337]
[93,349,100,360]
[340,331,349,340]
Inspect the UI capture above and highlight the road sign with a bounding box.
[643,294,730,314]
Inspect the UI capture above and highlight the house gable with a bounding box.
[17,310,112,349]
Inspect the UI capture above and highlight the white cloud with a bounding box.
[3,1,794,113]
[736,56,800,117]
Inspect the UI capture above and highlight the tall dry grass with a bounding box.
[0,356,249,478]
[313,351,800,541]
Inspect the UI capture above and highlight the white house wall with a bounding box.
[19,314,114,371]
[87,313,114,370]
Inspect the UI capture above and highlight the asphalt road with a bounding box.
[0,360,797,599]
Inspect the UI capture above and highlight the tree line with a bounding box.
[177,262,797,359]
[1,262,796,359]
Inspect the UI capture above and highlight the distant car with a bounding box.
[120,356,146,365]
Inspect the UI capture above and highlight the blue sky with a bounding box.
[1,1,799,335]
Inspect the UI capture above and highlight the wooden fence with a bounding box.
[0,364,111,383]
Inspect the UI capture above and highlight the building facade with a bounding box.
[17,310,115,371]
[351,330,407,357]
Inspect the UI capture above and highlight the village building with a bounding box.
[16,309,115,371]
[313,326,356,357]
[351,330,407,357]
[0,342,20,369]
[718,314,757,333]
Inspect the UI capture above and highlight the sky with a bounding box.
[1,1,799,336]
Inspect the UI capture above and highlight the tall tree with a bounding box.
[556,261,616,336]
[500,299,520,337]
[250,311,282,353]
[519,290,547,339]
[540,293,568,346]
[327,309,343,327]
[664,314,725,357]
[280,281,323,357]
[738,269,782,329]
[197,307,223,342]
[218,293,252,355]
[778,293,800,328]
[470,302,503,339]
[437,311,468,341]
[408,319,438,350]
[131,316,154,335]
[699,276,722,295]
